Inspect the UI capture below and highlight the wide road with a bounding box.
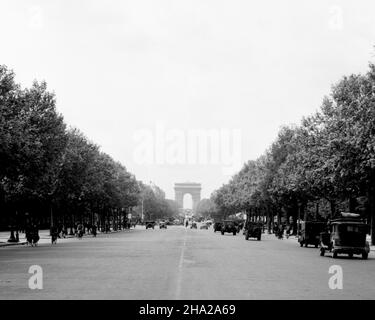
[0,225,374,299]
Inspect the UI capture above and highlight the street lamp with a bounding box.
[141,197,144,222]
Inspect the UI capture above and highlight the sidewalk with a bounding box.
[0,228,130,247]
[0,230,71,247]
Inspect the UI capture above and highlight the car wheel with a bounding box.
[348,253,353,258]
[233,231,236,236]
[333,251,338,258]
[320,248,325,256]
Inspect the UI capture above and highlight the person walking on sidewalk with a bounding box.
[92,224,97,237]
[25,224,33,246]
[51,225,59,244]
[77,223,84,239]
[31,224,40,246]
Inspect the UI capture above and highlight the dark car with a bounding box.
[221,220,237,236]
[159,221,167,229]
[213,222,222,232]
[145,221,155,229]
[320,213,370,259]
[298,221,326,247]
[244,221,262,241]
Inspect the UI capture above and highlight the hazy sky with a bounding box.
[1,0,375,201]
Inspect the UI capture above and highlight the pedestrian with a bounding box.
[278,224,284,239]
[77,223,84,239]
[61,225,67,238]
[31,224,40,246]
[92,224,97,237]
[25,224,33,246]
[286,225,292,239]
[51,225,59,244]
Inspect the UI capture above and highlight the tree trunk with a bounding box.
[369,184,375,245]
[315,201,319,220]
[269,209,273,233]
[7,230,17,242]
[330,200,336,219]
[292,202,298,235]
[303,203,307,222]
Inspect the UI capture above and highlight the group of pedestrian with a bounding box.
[273,223,294,239]
[20,220,119,247]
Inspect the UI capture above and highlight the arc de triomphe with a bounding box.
[174,182,201,212]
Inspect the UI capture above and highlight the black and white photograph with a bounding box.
[1,0,375,306]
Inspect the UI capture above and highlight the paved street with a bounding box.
[0,225,374,300]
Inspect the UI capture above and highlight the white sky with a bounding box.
[1,0,375,200]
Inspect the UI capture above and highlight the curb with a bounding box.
[0,241,27,247]
[0,229,132,248]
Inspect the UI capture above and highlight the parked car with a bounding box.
[159,221,167,229]
[244,221,262,241]
[213,222,222,232]
[145,221,155,229]
[221,220,237,236]
[298,221,326,247]
[320,213,370,259]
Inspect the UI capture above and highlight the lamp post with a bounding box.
[141,197,144,222]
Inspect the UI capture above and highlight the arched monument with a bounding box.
[174,182,201,213]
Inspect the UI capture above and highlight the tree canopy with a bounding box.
[211,62,375,242]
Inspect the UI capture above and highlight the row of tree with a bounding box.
[211,62,375,244]
[0,65,178,240]
[133,182,180,221]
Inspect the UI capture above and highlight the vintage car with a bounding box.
[221,220,237,236]
[319,213,370,259]
[200,223,209,230]
[159,221,167,229]
[244,221,262,241]
[298,221,326,247]
[145,221,155,229]
[213,222,222,232]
